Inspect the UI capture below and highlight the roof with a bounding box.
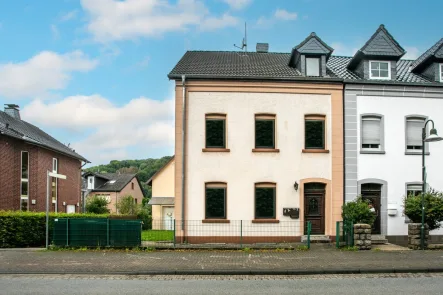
[146,156,175,186]
[295,32,334,55]
[411,38,443,72]
[91,173,138,192]
[0,111,88,162]
[148,197,175,205]
[168,51,341,82]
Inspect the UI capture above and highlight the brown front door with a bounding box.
[361,183,381,234]
[304,183,325,235]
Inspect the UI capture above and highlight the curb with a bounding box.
[1,268,443,276]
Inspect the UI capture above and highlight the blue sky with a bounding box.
[0,0,442,165]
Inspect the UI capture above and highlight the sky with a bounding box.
[0,0,442,166]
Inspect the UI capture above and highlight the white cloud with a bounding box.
[330,42,359,57]
[51,24,60,39]
[0,51,98,99]
[274,9,297,21]
[60,10,78,22]
[222,0,252,10]
[200,13,239,31]
[81,0,239,42]
[21,94,175,164]
[403,46,420,60]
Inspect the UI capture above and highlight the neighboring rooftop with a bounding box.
[0,107,88,162]
[89,173,138,192]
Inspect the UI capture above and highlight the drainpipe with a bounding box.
[181,75,186,231]
[80,161,88,213]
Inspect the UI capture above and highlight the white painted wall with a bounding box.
[357,95,443,236]
[186,92,332,235]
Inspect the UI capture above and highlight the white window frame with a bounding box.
[369,60,391,80]
[440,64,443,82]
[360,114,384,153]
[404,182,424,222]
[20,151,29,211]
[306,57,320,77]
[405,115,427,155]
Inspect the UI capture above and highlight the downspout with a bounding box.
[80,161,88,213]
[181,75,186,232]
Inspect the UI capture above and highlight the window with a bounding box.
[440,64,443,82]
[369,61,391,80]
[406,183,422,197]
[20,151,29,211]
[306,57,320,76]
[255,114,275,149]
[52,158,58,210]
[205,114,226,149]
[205,183,227,219]
[406,116,425,153]
[361,115,384,152]
[131,182,134,190]
[305,115,325,150]
[255,183,276,219]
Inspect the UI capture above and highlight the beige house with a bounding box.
[168,33,344,243]
[83,172,144,213]
[147,157,175,230]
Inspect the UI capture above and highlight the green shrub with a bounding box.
[342,196,376,225]
[86,195,110,214]
[0,211,108,248]
[404,189,443,231]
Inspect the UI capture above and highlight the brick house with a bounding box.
[0,104,88,213]
[83,172,145,213]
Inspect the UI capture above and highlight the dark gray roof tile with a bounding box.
[92,173,136,192]
[411,39,443,71]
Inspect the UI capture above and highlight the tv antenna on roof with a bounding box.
[234,22,247,52]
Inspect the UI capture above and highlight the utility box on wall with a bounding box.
[283,208,299,219]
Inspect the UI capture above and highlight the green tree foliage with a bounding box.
[342,196,376,225]
[404,189,443,230]
[85,156,173,199]
[117,195,138,215]
[85,195,110,214]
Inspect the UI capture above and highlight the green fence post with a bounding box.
[106,218,110,247]
[350,221,354,247]
[240,220,243,248]
[173,219,176,248]
[66,218,69,247]
[307,221,311,249]
[336,221,340,248]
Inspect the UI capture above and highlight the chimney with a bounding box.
[256,43,269,53]
[4,104,21,120]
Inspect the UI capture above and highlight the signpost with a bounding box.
[46,171,67,249]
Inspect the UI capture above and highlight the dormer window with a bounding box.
[369,61,391,80]
[440,64,443,82]
[306,57,320,76]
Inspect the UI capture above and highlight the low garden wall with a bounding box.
[354,224,371,250]
[408,223,429,250]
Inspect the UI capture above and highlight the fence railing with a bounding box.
[336,220,354,248]
[146,219,312,248]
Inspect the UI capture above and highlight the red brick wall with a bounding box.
[0,135,82,212]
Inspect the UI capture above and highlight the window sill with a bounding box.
[252,148,280,153]
[202,219,230,223]
[405,152,430,155]
[360,150,386,154]
[202,148,230,152]
[302,149,329,153]
[252,219,279,223]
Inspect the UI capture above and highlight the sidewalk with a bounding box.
[0,245,442,275]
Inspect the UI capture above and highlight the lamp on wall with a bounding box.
[293,181,299,191]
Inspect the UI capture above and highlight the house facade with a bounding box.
[83,172,144,213]
[0,104,88,213]
[147,156,175,230]
[169,34,344,242]
[333,26,443,244]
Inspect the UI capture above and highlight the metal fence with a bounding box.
[335,220,354,248]
[145,219,311,248]
[53,218,142,247]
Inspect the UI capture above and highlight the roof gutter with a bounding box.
[168,75,343,83]
[181,75,186,230]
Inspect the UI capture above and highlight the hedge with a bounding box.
[0,211,109,248]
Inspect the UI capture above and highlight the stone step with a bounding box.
[371,235,388,245]
[302,235,330,243]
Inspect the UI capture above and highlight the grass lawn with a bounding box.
[142,230,174,242]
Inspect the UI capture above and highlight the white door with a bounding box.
[162,207,174,230]
[66,205,76,214]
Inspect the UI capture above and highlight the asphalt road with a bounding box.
[1,274,442,295]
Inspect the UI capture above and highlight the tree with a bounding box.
[85,195,110,214]
[404,189,443,231]
[116,195,139,215]
[342,196,376,225]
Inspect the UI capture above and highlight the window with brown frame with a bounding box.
[205,183,227,219]
[305,115,326,150]
[255,183,276,219]
[205,114,226,149]
[255,114,276,149]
